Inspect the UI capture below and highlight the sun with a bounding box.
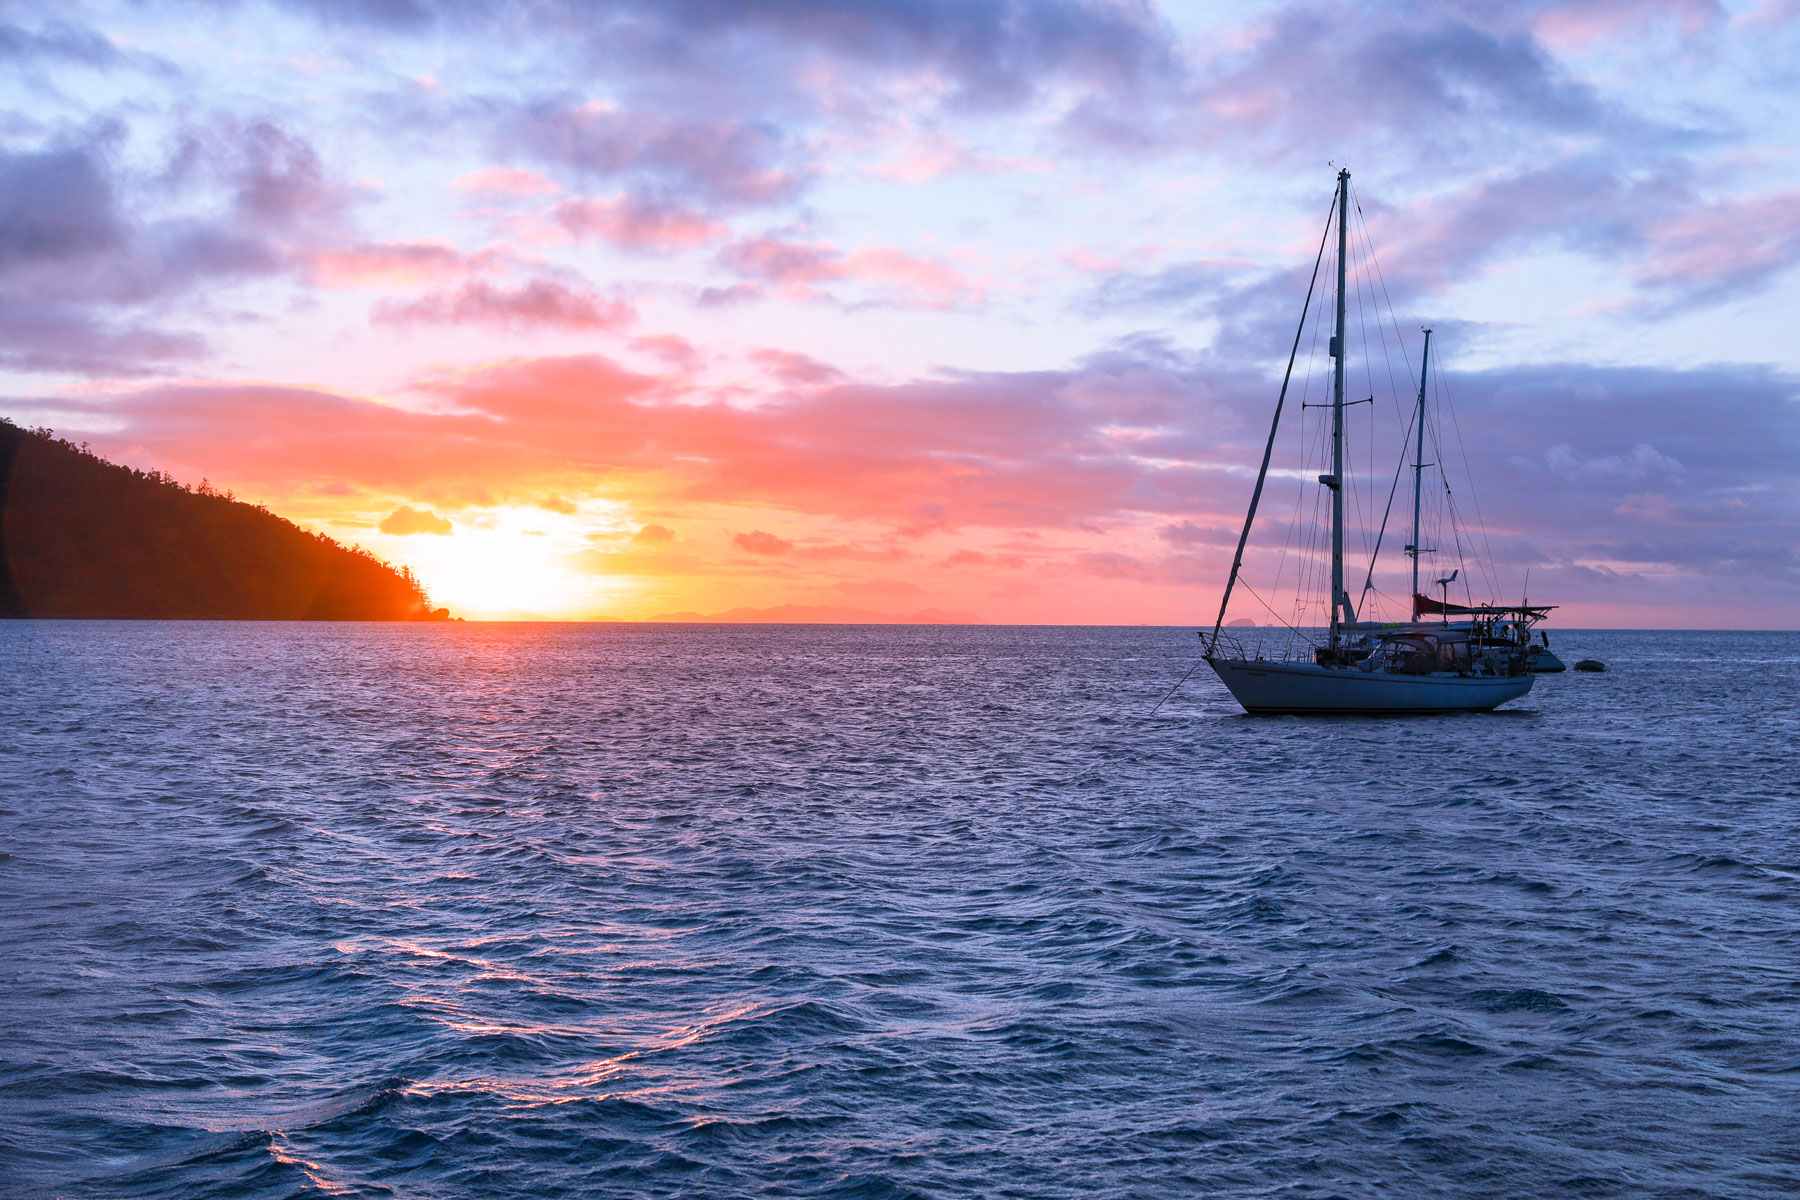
[368,505,623,620]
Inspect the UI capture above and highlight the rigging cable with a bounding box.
[1425,372,1481,606]
[1358,402,1419,609]
[1350,186,1424,618]
[1435,364,1505,601]
[1204,188,1337,653]
[1269,234,1330,621]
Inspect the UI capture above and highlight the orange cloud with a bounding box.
[39,350,1293,623]
[734,529,793,555]
[378,505,452,534]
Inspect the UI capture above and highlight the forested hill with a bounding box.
[0,420,450,620]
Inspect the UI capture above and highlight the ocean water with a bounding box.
[2,623,1797,1200]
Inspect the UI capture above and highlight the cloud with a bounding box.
[0,118,357,373]
[734,529,794,555]
[749,347,844,386]
[896,501,953,538]
[22,334,1800,623]
[632,334,704,372]
[1158,519,1235,547]
[1637,187,1800,302]
[229,120,347,231]
[552,194,727,250]
[1530,0,1722,51]
[943,548,1024,568]
[644,0,1182,106]
[1184,5,1657,168]
[378,504,453,534]
[0,16,129,68]
[372,279,635,330]
[1073,549,1211,585]
[305,240,466,287]
[270,0,1184,114]
[633,522,676,543]
[832,577,924,598]
[868,131,1054,183]
[0,310,205,375]
[0,141,125,271]
[1089,152,1800,339]
[1542,442,1683,479]
[452,167,560,195]
[501,101,803,207]
[719,234,983,308]
[650,602,980,624]
[41,349,1796,560]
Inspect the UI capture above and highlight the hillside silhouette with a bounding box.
[0,419,449,620]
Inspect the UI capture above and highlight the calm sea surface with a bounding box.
[2,624,1797,1199]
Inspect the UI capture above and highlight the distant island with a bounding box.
[0,420,450,621]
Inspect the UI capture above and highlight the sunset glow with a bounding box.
[371,506,627,621]
[5,2,1799,625]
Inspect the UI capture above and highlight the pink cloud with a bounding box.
[735,530,793,555]
[1531,0,1722,50]
[719,235,840,290]
[749,347,844,387]
[1638,187,1800,295]
[943,549,1025,568]
[33,349,1800,626]
[553,195,727,250]
[869,132,1055,184]
[719,234,983,308]
[791,542,910,563]
[305,240,466,288]
[452,167,560,196]
[896,501,953,538]
[372,279,635,331]
[57,353,1216,535]
[844,246,982,307]
[1732,0,1800,28]
[632,333,705,372]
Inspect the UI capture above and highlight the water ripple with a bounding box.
[2,624,1798,1198]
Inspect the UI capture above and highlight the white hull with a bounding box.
[1208,657,1533,714]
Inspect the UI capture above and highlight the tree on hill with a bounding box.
[0,419,451,620]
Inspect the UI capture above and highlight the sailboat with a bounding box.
[1202,170,1550,715]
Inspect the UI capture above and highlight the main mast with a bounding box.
[1408,327,1432,620]
[1328,168,1349,644]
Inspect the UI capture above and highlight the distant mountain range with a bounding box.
[0,419,449,621]
[651,604,981,624]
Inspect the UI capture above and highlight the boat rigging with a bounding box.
[1201,169,1555,714]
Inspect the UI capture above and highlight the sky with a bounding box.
[3,0,1798,625]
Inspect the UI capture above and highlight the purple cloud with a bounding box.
[0,119,358,373]
[500,101,804,208]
